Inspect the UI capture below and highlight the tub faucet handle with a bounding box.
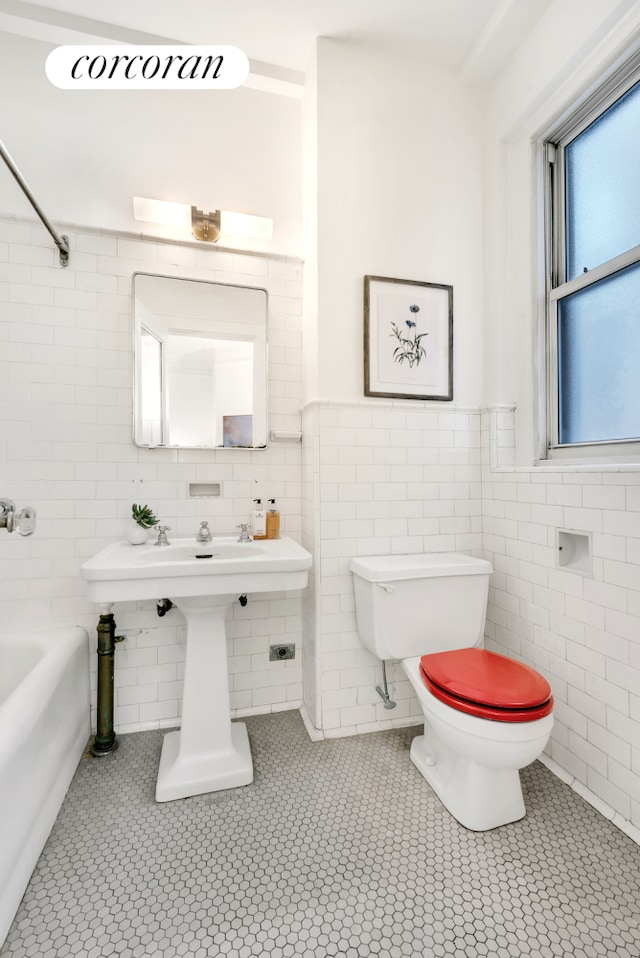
[0,498,37,536]
[16,506,36,536]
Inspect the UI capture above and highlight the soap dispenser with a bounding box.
[252,498,267,539]
[266,499,280,539]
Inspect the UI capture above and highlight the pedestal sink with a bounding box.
[81,536,311,802]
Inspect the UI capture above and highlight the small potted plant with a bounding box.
[126,503,159,545]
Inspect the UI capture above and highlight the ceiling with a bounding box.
[0,0,554,87]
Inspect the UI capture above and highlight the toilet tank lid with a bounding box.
[349,553,493,582]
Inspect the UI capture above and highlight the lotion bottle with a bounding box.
[266,498,280,539]
[252,498,267,539]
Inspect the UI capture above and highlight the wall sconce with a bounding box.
[191,208,221,242]
[133,196,273,243]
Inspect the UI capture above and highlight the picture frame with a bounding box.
[364,275,453,401]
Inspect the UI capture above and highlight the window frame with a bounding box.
[542,55,640,462]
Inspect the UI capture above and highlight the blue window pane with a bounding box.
[558,262,640,444]
[565,80,640,281]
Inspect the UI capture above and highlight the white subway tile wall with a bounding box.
[482,408,640,831]
[0,216,303,731]
[301,403,321,730]
[302,400,484,737]
[3,216,640,834]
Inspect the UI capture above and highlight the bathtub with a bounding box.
[0,628,90,947]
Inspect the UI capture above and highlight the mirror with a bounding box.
[133,273,268,448]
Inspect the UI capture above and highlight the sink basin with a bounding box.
[81,535,312,603]
[143,542,265,563]
[81,534,312,804]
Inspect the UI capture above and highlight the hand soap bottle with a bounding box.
[252,498,267,540]
[266,498,280,539]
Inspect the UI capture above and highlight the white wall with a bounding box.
[0,24,306,731]
[300,39,486,734]
[0,215,304,731]
[306,38,485,406]
[0,32,302,256]
[3,2,640,836]
[484,0,640,452]
[303,399,482,735]
[483,409,640,834]
[482,0,640,834]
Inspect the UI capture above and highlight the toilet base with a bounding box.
[410,733,526,831]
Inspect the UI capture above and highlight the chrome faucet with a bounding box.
[196,521,213,542]
[154,525,171,547]
[236,523,252,542]
[0,497,36,536]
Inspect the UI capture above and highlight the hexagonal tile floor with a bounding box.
[2,711,639,957]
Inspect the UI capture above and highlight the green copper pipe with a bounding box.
[90,612,119,756]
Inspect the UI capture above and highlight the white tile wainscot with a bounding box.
[0,214,304,733]
[482,404,640,841]
[301,398,484,736]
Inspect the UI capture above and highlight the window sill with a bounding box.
[486,406,640,474]
[532,459,640,472]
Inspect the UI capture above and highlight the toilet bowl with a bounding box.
[403,653,553,830]
[350,553,554,831]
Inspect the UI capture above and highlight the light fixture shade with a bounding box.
[133,196,272,242]
[220,210,273,240]
[133,197,191,228]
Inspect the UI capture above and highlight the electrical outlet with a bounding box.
[269,643,295,661]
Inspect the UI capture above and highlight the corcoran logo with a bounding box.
[45,45,250,90]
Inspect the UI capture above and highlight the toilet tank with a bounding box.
[350,553,492,661]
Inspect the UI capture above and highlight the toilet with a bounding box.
[350,553,554,831]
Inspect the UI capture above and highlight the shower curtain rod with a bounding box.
[0,139,69,267]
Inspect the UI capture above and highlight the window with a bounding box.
[544,63,640,458]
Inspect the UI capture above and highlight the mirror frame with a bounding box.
[132,271,269,450]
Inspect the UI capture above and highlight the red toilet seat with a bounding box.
[419,648,553,723]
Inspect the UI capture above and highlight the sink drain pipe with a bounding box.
[90,610,124,757]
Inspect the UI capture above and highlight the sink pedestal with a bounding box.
[155,595,253,803]
[80,535,312,803]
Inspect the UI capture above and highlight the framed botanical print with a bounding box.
[364,275,453,400]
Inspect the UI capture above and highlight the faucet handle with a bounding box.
[236,523,252,542]
[154,524,171,546]
[16,506,36,536]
